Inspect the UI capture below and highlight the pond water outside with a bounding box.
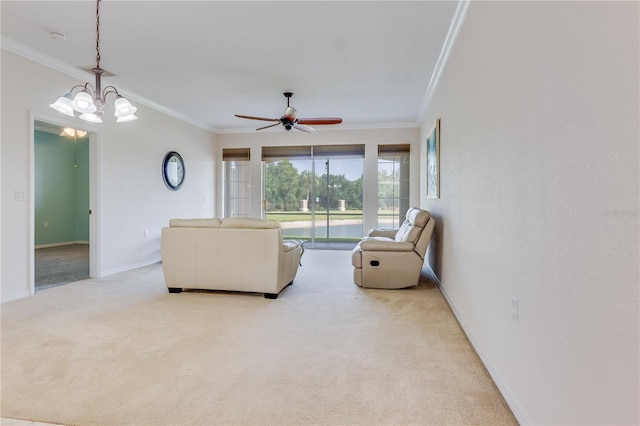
[279,218,396,240]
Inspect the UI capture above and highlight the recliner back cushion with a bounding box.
[406,207,430,227]
[394,208,431,244]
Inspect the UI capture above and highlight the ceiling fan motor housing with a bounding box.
[283,107,297,123]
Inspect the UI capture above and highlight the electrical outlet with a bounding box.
[44,221,49,228]
[511,297,518,321]
[144,230,149,238]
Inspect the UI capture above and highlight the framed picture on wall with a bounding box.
[426,118,440,199]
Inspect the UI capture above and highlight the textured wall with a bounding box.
[34,130,89,246]
[421,2,639,424]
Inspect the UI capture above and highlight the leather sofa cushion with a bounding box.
[221,217,281,229]
[360,238,414,252]
[352,237,414,268]
[367,229,397,239]
[169,218,222,228]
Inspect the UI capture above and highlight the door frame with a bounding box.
[29,111,101,294]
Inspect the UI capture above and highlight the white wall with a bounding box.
[1,50,216,302]
[421,2,639,424]
[217,127,419,232]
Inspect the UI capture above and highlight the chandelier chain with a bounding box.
[95,0,101,69]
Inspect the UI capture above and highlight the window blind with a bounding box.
[313,144,365,158]
[222,148,251,161]
[262,146,312,160]
[262,144,365,160]
[378,144,410,155]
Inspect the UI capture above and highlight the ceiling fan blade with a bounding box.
[297,118,343,125]
[235,114,280,123]
[256,122,282,131]
[293,123,315,133]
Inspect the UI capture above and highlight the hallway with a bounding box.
[35,244,89,291]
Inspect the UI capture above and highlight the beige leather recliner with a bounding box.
[351,207,435,289]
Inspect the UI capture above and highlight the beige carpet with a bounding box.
[1,250,516,425]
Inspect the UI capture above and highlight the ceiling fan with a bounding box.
[235,92,342,133]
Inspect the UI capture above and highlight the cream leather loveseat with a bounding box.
[352,207,435,289]
[161,217,303,299]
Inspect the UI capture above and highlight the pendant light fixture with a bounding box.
[60,128,87,168]
[60,127,87,138]
[49,0,137,123]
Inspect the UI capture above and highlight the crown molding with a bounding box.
[1,36,217,132]
[417,0,471,122]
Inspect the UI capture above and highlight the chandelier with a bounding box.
[60,127,87,138]
[49,0,137,123]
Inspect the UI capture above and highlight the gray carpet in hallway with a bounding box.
[34,244,89,291]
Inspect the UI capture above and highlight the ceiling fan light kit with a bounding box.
[235,92,342,133]
[49,0,138,123]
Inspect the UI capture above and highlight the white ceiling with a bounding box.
[1,1,461,133]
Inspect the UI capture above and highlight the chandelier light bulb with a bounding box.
[114,97,137,117]
[79,112,102,123]
[49,95,75,117]
[71,91,97,113]
[61,128,88,137]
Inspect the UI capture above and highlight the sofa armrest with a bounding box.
[359,240,415,252]
[282,239,303,253]
[367,229,398,239]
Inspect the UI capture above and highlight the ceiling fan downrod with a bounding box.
[283,92,293,107]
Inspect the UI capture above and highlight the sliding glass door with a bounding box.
[312,158,363,245]
[263,145,364,248]
[264,159,314,240]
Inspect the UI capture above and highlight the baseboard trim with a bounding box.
[1,290,32,304]
[101,258,161,278]
[425,264,530,425]
[35,241,89,249]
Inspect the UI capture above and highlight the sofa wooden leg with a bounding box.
[264,293,278,299]
[168,287,182,293]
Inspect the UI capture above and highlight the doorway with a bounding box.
[32,118,96,291]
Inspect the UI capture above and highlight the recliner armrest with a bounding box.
[359,240,415,252]
[367,229,398,239]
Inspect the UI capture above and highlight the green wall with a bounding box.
[34,130,89,246]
